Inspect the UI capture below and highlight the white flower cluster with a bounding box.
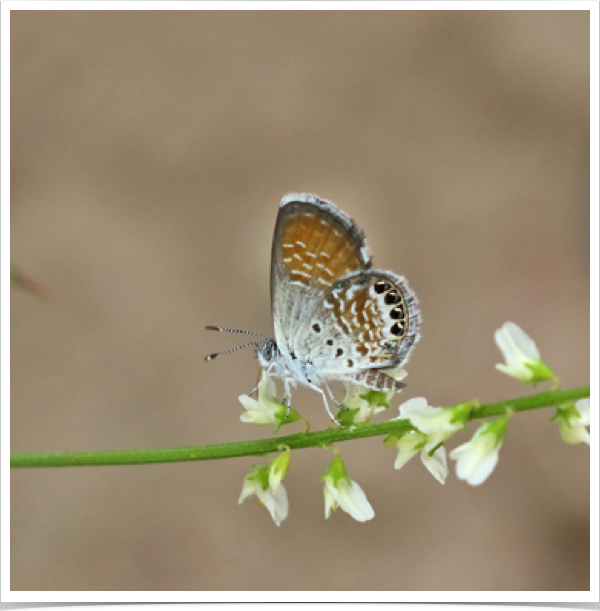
[236,322,589,525]
[385,396,504,486]
[238,449,374,526]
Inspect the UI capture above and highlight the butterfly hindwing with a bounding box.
[294,269,421,375]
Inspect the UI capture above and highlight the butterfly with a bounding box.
[206,193,421,425]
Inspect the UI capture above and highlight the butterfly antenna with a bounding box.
[205,325,268,340]
[204,326,268,362]
[204,340,262,362]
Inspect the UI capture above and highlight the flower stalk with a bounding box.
[10,385,589,469]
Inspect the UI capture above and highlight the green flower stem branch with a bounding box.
[11,385,589,469]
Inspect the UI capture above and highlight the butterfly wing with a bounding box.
[294,269,421,379]
[270,194,372,356]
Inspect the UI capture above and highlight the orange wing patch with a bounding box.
[281,212,365,288]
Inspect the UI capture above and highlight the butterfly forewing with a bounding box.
[270,194,371,354]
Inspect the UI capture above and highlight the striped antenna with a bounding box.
[204,325,267,362]
[205,325,268,340]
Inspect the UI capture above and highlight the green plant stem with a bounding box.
[10,385,589,469]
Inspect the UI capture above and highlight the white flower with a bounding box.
[494,322,555,385]
[321,455,374,522]
[323,478,374,523]
[450,417,508,486]
[341,368,407,424]
[341,382,388,423]
[238,451,291,526]
[422,445,449,484]
[384,429,449,484]
[239,370,281,425]
[389,397,474,484]
[238,472,289,526]
[268,449,291,491]
[385,430,425,469]
[340,368,407,424]
[240,479,288,527]
[552,399,590,445]
[399,397,465,448]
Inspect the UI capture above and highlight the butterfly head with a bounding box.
[256,338,280,368]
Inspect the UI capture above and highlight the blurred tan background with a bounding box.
[10,10,590,592]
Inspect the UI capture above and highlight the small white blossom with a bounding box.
[385,430,426,470]
[341,368,407,424]
[239,370,282,426]
[238,452,290,526]
[450,417,508,486]
[552,399,590,445]
[341,382,388,423]
[238,473,289,527]
[321,455,374,522]
[422,445,449,484]
[323,478,374,522]
[389,397,472,484]
[268,449,291,491]
[385,428,449,484]
[399,397,466,448]
[494,322,555,385]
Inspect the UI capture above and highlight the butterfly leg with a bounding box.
[282,379,293,421]
[248,364,269,397]
[324,381,349,412]
[247,377,260,398]
[307,383,343,428]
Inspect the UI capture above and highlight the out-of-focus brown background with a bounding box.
[11,11,590,592]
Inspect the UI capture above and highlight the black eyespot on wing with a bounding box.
[385,290,402,305]
[347,359,354,367]
[390,306,404,319]
[374,280,391,294]
[326,339,334,346]
[336,348,344,357]
[391,322,404,336]
[312,323,321,333]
